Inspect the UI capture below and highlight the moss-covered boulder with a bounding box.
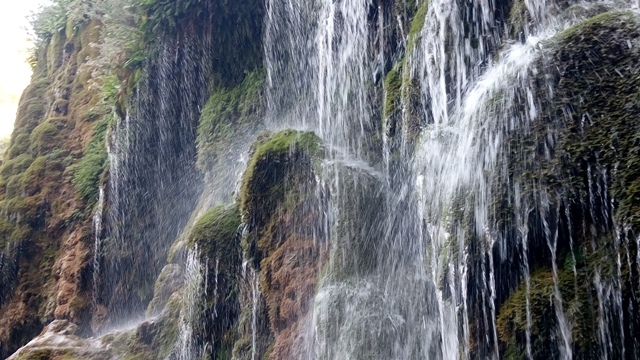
[240,130,323,265]
[238,129,329,359]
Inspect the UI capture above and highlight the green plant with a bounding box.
[70,115,110,203]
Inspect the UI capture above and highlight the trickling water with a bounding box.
[264,0,548,358]
[92,186,105,309]
[101,28,207,322]
[515,185,533,360]
[177,247,204,360]
[251,268,259,360]
[541,198,573,359]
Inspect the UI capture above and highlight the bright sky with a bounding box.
[0,1,50,138]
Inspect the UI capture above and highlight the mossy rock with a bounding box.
[7,134,31,159]
[240,130,323,265]
[550,11,640,228]
[12,78,50,136]
[146,264,182,315]
[491,11,640,359]
[407,0,429,52]
[105,293,181,360]
[496,247,615,359]
[1,154,35,178]
[189,205,241,258]
[508,0,530,37]
[383,64,403,122]
[29,118,69,155]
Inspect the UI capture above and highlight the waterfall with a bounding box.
[100,25,208,323]
[4,0,640,358]
[263,0,640,359]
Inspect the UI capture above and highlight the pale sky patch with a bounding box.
[0,1,51,138]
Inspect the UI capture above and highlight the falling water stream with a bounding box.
[79,0,640,358]
[261,0,638,359]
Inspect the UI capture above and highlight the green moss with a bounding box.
[486,11,640,359]
[21,157,47,196]
[1,154,35,178]
[70,115,110,203]
[139,0,264,86]
[12,78,50,137]
[7,134,30,159]
[383,64,403,121]
[508,0,529,37]
[189,205,241,253]
[407,1,429,52]
[197,70,265,170]
[551,11,640,228]
[29,118,67,155]
[5,174,27,199]
[187,204,243,358]
[108,293,181,360]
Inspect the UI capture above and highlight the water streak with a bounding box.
[92,187,105,308]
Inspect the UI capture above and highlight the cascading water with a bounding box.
[263,0,640,359]
[3,0,640,358]
[99,24,209,324]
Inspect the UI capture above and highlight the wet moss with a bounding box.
[8,134,31,159]
[146,264,182,315]
[29,119,67,155]
[407,1,429,52]
[189,205,241,255]
[70,115,110,204]
[12,78,50,138]
[240,130,322,263]
[104,293,181,360]
[139,0,264,86]
[197,70,265,171]
[550,11,640,228]
[508,0,529,37]
[1,155,35,179]
[383,64,403,122]
[491,10,640,359]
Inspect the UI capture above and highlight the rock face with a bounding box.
[0,18,107,358]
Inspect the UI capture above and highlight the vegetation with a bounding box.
[70,115,110,203]
[197,70,265,171]
[383,65,403,121]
